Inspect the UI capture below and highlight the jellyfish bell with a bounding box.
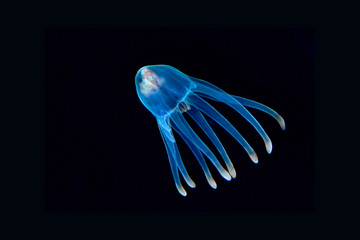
[135,65,196,117]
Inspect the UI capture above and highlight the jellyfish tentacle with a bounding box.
[172,123,217,189]
[231,96,286,130]
[190,76,228,93]
[190,76,285,130]
[187,108,236,178]
[168,132,196,188]
[157,116,175,142]
[170,112,232,181]
[158,118,195,188]
[192,78,273,154]
[158,124,187,196]
[188,93,259,164]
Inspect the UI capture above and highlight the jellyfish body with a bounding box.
[135,64,285,196]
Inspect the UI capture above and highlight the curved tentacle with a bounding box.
[172,123,217,189]
[170,112,231,181]
[187,93,259,163]
[231,96,286,130]
[158,123,187,196]
[186,108,236,178]
[191,77,273,153]
[158,119,195,189]
[190,76,285,130]
[157,116,175,142]
[169,136,196,189]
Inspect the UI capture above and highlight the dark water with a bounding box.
[45,28,315,212]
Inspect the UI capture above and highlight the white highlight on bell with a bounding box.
[139,68,164,97]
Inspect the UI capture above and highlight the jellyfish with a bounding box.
[135,64,285,196]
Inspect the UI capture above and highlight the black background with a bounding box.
[45,28,315,212]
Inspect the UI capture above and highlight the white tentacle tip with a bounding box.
[278,116,286,130]
[187,179,196,188]
[266,140,273,154]
[250,152,259,164]
[229,167,237,179]
[221,170,232,181]
[208,178,217,189]
[177,185,187,197]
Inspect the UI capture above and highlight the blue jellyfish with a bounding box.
[135,64,285,196]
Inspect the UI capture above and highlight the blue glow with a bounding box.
[135,64,286,196]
